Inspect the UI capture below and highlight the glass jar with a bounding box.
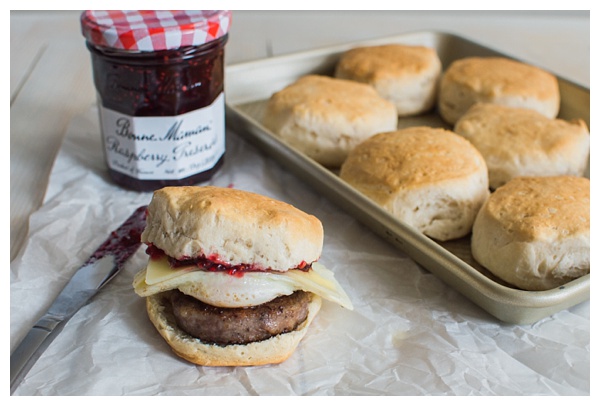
[80,10,231,191]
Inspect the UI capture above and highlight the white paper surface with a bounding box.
[10,107,590,395]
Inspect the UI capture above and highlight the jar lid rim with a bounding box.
[81,10,231,51]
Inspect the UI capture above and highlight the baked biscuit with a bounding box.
[339,126,489,241]
[142,186,323,271]
[334,44,442,116]
[261,75,398,167]
[471,176,590,291]
[454,103,589,189]
[438,57,560,124]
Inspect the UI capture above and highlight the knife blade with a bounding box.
[10,205,148,395]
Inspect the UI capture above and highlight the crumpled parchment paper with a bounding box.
[10,107,590,395]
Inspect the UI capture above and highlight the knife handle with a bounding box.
[10,316,65,395]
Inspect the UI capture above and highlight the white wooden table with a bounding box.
[10,10,591,395]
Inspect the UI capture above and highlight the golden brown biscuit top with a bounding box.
[483,176,590,241]
[443,57,559,99]
[336,44,439,81]
[146,186,322,239]
[152,185,303,216]
[266,75,395,122]
[142,186,324,267]
[340,127,486,201]
[455,103,589,157]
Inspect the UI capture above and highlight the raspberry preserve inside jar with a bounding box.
[81,10,231,192]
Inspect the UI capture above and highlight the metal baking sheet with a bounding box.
[224,31,590,324]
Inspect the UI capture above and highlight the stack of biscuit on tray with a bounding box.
[261,43,590,292]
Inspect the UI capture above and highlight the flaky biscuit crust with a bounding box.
[340,127,489,241]
[454,103,590,189]
[438,57,560,124]
[262,75,398,167]
[142,186,323,271]
[471,176,590,290]
[335,44,442,115]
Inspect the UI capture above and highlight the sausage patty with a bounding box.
[169,289,312,346]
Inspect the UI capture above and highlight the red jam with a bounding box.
[87,206,147,268]
[145,244,311,276]
[80,11,231,192]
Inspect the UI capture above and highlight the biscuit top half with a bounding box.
[142,186,324,271]
[340,127,487,201]
[265,74,395,121]
[455,103,589,157]
[482,176,590,241]
[443,57,559,100]
[335,44,441,81]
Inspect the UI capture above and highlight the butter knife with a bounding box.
[10,205,148,395]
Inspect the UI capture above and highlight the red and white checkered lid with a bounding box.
[81,10,231,51]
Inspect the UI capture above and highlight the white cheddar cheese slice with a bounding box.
[145,255,195,285]
[133,256,353,310]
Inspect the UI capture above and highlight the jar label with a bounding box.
[98,93,225,180]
